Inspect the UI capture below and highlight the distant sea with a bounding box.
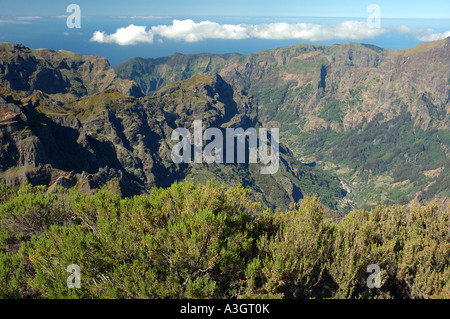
[0,16,449,65]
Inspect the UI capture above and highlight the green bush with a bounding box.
[0,181,448,299]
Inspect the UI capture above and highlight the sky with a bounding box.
[0,1,449,65]
[2,0,450,19]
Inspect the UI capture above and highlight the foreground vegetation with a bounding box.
[0,181,448,299]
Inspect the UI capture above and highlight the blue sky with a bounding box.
[1,0,450,19]
[0,1,449,65]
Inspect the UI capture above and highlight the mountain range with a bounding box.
[1,38,449,213]
[0,42,345,214]
[114,38,450,211]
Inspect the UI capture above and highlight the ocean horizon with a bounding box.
[1,15,449,65]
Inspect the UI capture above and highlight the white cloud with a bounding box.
[0,19,30,25]
[151,19,250,42]
[395,25,450,42]
[89,19,449,45]
[90,24,154,45]
[247,21,386,41]
[0,16,40,25]
[128,16,168,20]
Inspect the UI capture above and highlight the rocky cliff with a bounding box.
[115,38,450,210]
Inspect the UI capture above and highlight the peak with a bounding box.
[0,42,32,53]
[182,74,215,88]
[330,42,385,52]
[160,74,214,92]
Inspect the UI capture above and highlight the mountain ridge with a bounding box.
[0,42,144,99]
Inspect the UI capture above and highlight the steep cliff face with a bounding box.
[0,47,345,211]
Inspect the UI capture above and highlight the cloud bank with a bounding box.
[89,19,450,45]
